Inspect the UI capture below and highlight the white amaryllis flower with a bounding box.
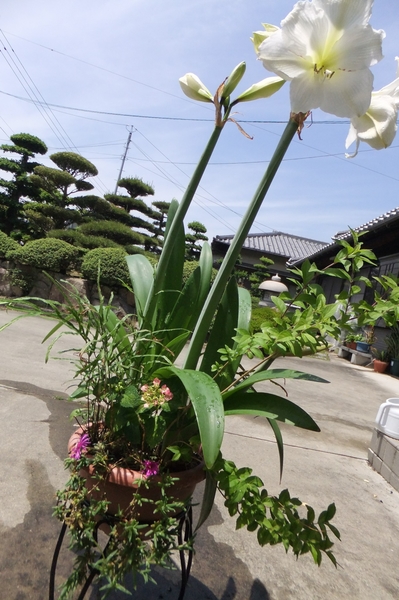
[179,73,213,103]
[346,58,399,157]
[257,0,385,118]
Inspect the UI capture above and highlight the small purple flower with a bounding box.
[70,433,91,460]
[142,460,160,477]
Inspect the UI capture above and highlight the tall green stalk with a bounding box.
[184,117,299,370]
[144,124,224,318]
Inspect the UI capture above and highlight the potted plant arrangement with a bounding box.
[356,329,375,353]
[1,0,395,596]
[344,333,362,350]
[371,348,390,374]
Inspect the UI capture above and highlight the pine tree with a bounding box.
[185,221,208,260]
[0,133,48,240]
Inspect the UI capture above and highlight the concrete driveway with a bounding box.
[0,309,398,599]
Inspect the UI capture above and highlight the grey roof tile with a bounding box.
[213,232,328,261]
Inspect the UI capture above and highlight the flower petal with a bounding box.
[314,0,373,29]
[258,29,311,80]
[331,24,384,70]
[355,96,398,148]
[319,68,373,118]
[289,71,324,114]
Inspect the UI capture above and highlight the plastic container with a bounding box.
[375,398,399,439]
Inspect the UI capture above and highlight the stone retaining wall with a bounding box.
[0,259,135,315]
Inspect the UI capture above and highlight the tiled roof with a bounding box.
[288,206,399,265]
[213,231,328,262]
[332,207,399,240]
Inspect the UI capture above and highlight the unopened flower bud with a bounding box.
[179,73,213,102]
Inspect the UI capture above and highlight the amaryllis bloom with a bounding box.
[257,0,385,118]
[142,460,160,477]
[70,433,90,460]
[346,57,399,158]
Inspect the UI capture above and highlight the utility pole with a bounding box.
[114,126,133,194]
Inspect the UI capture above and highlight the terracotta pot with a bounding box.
[68,427,205,522]
[345,341,357,350]
[373,359,389,374]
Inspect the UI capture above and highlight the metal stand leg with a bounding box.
[49,507,194,600]
[177,506,193,600]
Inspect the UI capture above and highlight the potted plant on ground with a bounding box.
[0,0,393,596]
[371,348,390,373]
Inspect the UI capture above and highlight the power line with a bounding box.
[0,88,356,124]
[3,29,206,109]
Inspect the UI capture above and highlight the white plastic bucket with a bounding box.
[376,398,399,440]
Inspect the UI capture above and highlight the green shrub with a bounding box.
[7,238,79,273]
[81,248,130,287]
[182,260,217,285]
[250,306,278,333]
[0,232,20,258]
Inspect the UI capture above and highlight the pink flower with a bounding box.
[161,385,173,401]
[152,378,161,387]
[70,433,90,460]
[140,384,149,392]
[142,460,160,477]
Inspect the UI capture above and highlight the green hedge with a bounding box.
[0,232,20,258]
[81,248,131,287]
[7,238,79,273]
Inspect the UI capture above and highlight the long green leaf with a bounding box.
[95,305,132,358]
[222,369,329,399]
[195,471,217,531]
[155,365,225,468]
[223,391,320,431]
[149,200,185,329]
[197,241,213,306]
[267,417,284,482]
[125,254,154,324]
[200,276,239,386]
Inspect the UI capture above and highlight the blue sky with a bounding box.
[0,0,398,245]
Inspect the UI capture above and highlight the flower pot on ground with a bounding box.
[371,349,390,374]
[373,359,389,374]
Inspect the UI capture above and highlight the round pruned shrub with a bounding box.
[0,232,20,258]
[7,238,79,273]
[81,248,130,287]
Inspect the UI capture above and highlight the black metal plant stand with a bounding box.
[49,506,194,600]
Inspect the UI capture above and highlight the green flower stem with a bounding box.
[184,117,299,370]
[145,124,224,314]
